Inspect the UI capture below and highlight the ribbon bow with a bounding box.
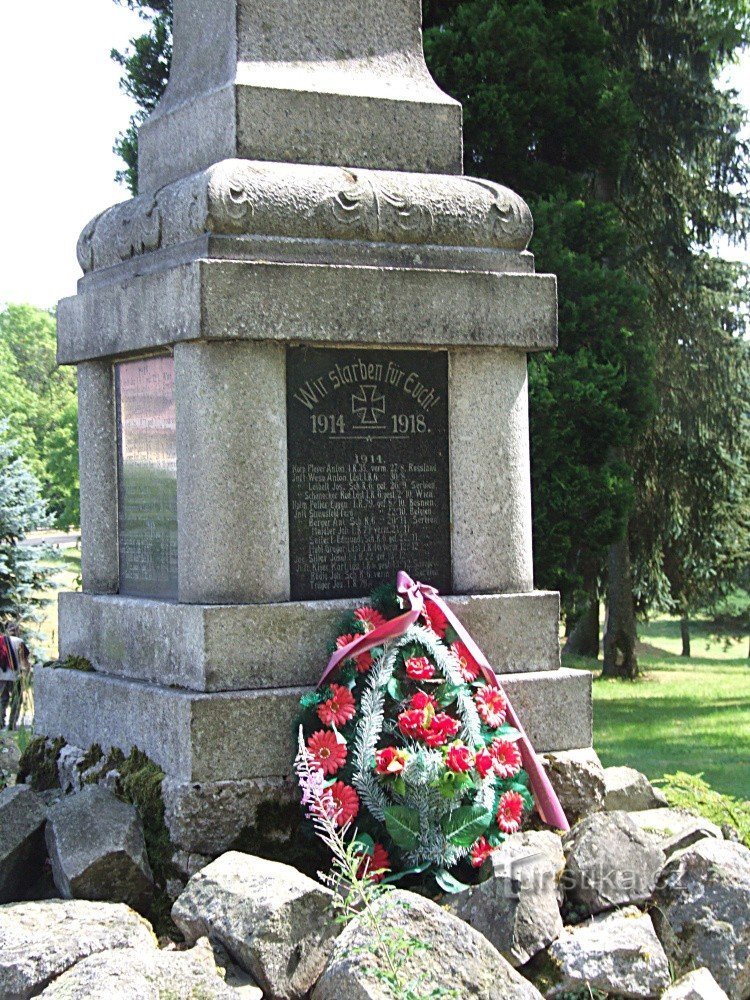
[319,571,569,832]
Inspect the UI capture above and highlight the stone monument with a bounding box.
[37,0,592,854]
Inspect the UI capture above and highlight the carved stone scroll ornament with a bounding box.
[77,160,534,275]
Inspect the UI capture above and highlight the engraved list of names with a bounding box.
[287,347,451,600]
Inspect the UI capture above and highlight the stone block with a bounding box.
[628,807,723,856]
[172,852,339,1000]
[58,590,560,692]
[36,666,592,783]
[45,786,154,909]
[602,765,667,812]
[57,259,558,364]
[662,969,730,1000]
[541,747,606,823]
[0,786,47,904]
[0,899,156,999]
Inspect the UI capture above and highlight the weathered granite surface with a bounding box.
[60,588,560,692]
[0,786,47,904]
[36,665,592,782]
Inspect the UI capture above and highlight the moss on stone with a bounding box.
[53,655,94,672]
[78,743,104,773]
[17,736,66,791]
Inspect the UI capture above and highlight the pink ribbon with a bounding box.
[319,571,569,832]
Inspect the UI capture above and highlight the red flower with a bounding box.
[475,686,508,728]
[451,641,481,682]
[375,746,408,775]
[336,633,356,651]
[317,684,356,727]
[474,747,495,778]
[356,842,391,882]
[405,656,435,681]
[336,633,372,673]
[496,790,525,834]
[354,607,386,633]
[421,600,449,638]
[445,744,473,773]
[490,739,522,779]
[470,836,495,868]
[423,713,460,748]
[307,730,347,775]
[397,708,426,739]
[328,781,360,827]
[411,690,437,711]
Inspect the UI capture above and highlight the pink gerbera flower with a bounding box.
[490,739,522,779]
[475,686,508,728]
[317,684,356,727]
[354,607,386,633]
[307,729,347,775]
[496,790,525,834]
[470,836,495,868]
[451,640,481,682]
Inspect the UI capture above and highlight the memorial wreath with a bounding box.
[296,572,569,891]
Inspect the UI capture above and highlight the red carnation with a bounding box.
[354,607,386,633]
[375,746,408,776]
[451,640,481,682]
[411,690,437,711]
[422,600,449,638]
[496,790,525,834]
[474,747,495,778]
[445,743,473,773]
[317,684,356,727]
[490,739,522,779]
[405,656,435,681]
[307,730,347,776]
[475,686,508,728]
[328,781,360,827]
[470,836,495,868]
[356,842,391,882]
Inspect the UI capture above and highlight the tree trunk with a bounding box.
[680,616,691,657]
[602,535,639,678]
[564,590,600,658]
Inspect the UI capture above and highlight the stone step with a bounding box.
[36,665,590,784]
[59,590,561,693]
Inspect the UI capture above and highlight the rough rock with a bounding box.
[540,906,670,998]
[56,745,86,794]
[447,833,564,965]
[603,766,667,811]
[629,807,723,857]
[503,830,567,903]
[172,851,338,1000]
[563,810,665,913]
[652,838,750,1000]
[314,889,543,1000]
[45,785,154,909]
[0,785,47,903]
[0,899,157,999]
[542,748,606,822]
[661,969,730,1000]
[38,938,246,998]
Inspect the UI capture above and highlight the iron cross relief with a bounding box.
[352,385,386,426]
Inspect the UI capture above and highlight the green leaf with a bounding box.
[386,676,405,702]
[384,805,421,850]
[487,828,508,848]
[495,725,523,742]
[434,868,472,894]
[392,776,407,798]
[434,682,464,707]
[381,861,432,884]
[441,805,493,847]
[353,832,375,856]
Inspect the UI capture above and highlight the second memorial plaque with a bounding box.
[287,347,451,600]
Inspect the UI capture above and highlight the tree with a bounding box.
[0,305,79,528]
[0,425,51,640]
[111,0,172,193]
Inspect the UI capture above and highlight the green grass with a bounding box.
[565,616,749,801]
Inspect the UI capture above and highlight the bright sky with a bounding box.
[0,5,748,310]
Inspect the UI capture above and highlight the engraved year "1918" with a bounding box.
[392,414,427,434]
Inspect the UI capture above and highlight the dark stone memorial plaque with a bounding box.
[287,347,451,600]
[116,356,178,599]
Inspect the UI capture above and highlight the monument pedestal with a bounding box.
[37,0,592,853]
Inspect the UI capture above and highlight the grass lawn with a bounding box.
[565,616,749,801]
